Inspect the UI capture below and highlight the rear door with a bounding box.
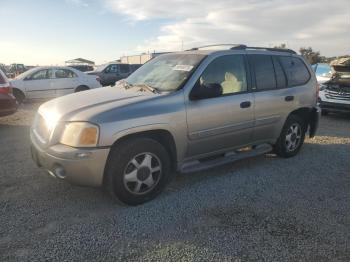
[185,54,254,158]
[52,68,79,97]
[249,54,304,142]
[22,69,55,99]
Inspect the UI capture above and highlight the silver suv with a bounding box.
[30,45,320,205]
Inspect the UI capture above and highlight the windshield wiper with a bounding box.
[134,83,160,94]
[117,79,133,89]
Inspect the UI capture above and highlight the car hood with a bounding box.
[38,86,156,122]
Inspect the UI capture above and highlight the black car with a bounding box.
[87,63,141,86]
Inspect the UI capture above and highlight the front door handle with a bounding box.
[285,96,294,102]
[240,101,251,108]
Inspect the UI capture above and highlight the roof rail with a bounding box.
[231,45,297,54]
[187,44,297,54]
[188,44,246,51]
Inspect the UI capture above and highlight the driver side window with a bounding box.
[105,65,118,73]
[199,55,247,96]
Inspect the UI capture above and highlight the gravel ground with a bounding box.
[0,103,350,261]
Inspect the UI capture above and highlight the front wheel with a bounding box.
[104,138,172,205]
[274,115,306,158]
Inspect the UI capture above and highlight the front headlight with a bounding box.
[60,122,99,147]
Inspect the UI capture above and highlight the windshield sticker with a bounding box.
[173,65,194,72]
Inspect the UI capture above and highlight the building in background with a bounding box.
[65,58,95,72]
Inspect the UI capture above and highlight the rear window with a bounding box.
[279,57,311,86]
[250,55,276,90]
[272,56,287,88]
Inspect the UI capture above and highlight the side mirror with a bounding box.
[190,81,222,100]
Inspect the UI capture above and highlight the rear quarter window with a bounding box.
[279,56,311,86]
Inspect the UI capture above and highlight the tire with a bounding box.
[274,115,306,158]
[75,85,89,92]
[104,138,172,205]
[12,89,25,104]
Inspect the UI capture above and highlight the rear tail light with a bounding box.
[0,83,11,94]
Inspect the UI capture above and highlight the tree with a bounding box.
[299,47,321,64]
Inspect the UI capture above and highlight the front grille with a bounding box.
[325,86,350,101]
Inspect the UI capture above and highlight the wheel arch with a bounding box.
[75,85,90,92]
[109,129,178,170]
[287,107,312,130]
[12,88,26,102]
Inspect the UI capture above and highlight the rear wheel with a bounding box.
[13,89,25,104]
[104,138,171,205]
[274,115,306,158]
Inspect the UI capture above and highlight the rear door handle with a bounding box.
[240,101,251,108]
[285,96,294,102]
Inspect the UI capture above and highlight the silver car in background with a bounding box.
[30,45,320,205]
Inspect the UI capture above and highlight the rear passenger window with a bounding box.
[279,57,311,86]
[272,56,287,88]
[250,55,276,90]
[119,64,130,74]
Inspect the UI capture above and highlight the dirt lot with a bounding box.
[1,103,350,261]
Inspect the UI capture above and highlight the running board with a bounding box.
[180,144,273,174]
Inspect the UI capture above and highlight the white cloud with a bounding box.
[65,0,89,7]
[105,0,350,56]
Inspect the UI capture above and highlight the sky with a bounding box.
[0,0,349,65]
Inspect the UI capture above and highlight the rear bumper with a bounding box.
[0,94,17,116]
[30,131,110,187]
[309,106,321,138]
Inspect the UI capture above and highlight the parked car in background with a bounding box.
[312,63,332,84]
[0,69,17,116]
[31,45,320,205]
[0,63,7,74]
[11,66,101,103]
[87,63,141,86]
[318,57,350,115]
[69,65,94,72]
[7,63,27,79]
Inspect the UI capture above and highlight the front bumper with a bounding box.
[30,131,110,187]
[319,90,350,113]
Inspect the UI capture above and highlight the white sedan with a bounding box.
[11,66,101,103]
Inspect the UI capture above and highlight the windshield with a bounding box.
[126,53,206,91]
[315,64,332,77]
[94,64,108,72]
[15,67,38,79]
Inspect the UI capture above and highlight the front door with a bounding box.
[103,64,118,86]
[23,69,55,99]
[185,54,254,158]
